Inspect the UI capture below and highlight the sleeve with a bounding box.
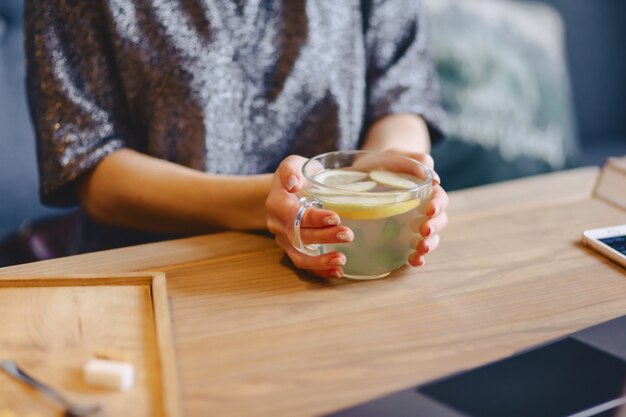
[25,0,130,206]
[362,0,447,143]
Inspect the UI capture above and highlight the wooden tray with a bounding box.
[0,273,181,417]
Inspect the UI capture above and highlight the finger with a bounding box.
[432,184,449,207]
[276,235,347,271]
[430,169,441,186]
[408,253,426,267]
[386,148,435,172]
[299,225,353,245]
[385,150,442,185]
[301,207,342,227]
[350,152,432,183]
[307,268,345,279]
[415,233,441,256]
[419,212,448,238]
[425,185,449,217]
[266,171,340,215]
[287,247,347,271]
[267,208,343,237]
[277,155,309,192]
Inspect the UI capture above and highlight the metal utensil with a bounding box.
[1,359,102,417]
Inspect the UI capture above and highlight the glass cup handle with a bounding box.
[291,196,324,256]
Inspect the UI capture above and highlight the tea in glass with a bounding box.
[291,151,432,279]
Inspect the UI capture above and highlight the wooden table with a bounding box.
[1,158,626,417]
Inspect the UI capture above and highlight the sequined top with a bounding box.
[26,0,444,208]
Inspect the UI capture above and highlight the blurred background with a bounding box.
[428,0,626,188]
[0,0,625,265]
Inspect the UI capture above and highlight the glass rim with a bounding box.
[301,150,433,196]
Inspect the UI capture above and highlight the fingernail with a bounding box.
[423,243,431,254]
[418,258,426,267]
[422,226,434,238]
[330,256,346,266]
[410,253,423,267]
[429,206,440,217]
[337,231,352,242]
[324,216,339,226]
[411,254,425,267]
[332,269,343,278]
[433,173,441,185]
[286,175,298,191]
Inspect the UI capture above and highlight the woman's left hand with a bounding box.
[384,148,449,267]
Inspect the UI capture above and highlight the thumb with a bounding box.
[277,155,308,192]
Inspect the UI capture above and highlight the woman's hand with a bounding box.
[265,155,355,278]
[360,114,447,267]
[383,149,449,267]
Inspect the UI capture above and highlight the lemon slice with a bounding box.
[313,169,368,186]
[369,170,418,189]
[316,181,378,195]
[318,194,421,220]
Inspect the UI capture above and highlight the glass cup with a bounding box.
[290,150,432,280]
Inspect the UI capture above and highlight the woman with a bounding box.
[26,0,448,278]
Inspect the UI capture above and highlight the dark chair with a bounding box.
[0,212,80,266]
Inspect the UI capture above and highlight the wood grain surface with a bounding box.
[0,232,275,278]
[0,159,625,417]
[0,274,181,417]
[595,158,626,210]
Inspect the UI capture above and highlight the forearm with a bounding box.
[79,149,272,233]
[361,113,431,153]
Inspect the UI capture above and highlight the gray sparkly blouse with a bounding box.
[26,0,444,250]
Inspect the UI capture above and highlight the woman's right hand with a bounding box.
[265,155,354,278]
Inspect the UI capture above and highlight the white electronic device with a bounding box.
[582,224,626,268]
